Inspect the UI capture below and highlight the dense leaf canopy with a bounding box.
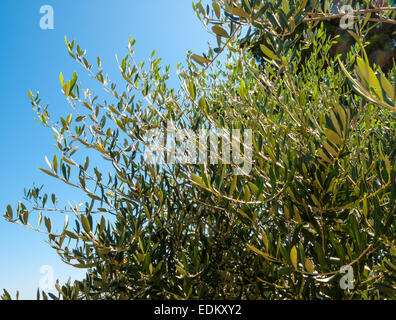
[2,0,396,300]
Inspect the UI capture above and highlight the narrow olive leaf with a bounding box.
[294,210,303,224]
[6,205,13,219]
[87,193,101,201]
[64,215,69,230]
[53,155,58,174]
[198,97,207,112]
[330,112,342,137]
[261,230,269,252]
[362,12,372,28]
[290,246,298,270]
[191,174,206,188]
[333,102,347,132]
[228,175,238,197]
[70,72,78,91]
[212,25,229,38]
[283,205,290,219]
[67,262,97,269]
[213,2,221,19]
[188,81,196,101]
[243,185,251,202]
[28,90,34,101]
[318,149,331,163]
[380,74,395,101]
[59,72,65,86]
[63,82,71,98]
[384,156,391,174]
[99,215,106,234]
[198,2,206,16]
[44,217,52,233]
[66,114,72,125]
[259,45,280,61]
[84,156,89,170]
[323,140,338,158]
[248,182,259,196]
[191,54,211,66]
[81,215,91,233]
[247,244,276,262]
[384,259,396,272]
[305,259,315,273]
[324,128,343,146]
[63,230,78,239]
[37,211,42,228]
[231,7,250,19]
[311,194,321,207]
[356,57,383,100]
[176,265,188,276]
[39,168,58,178]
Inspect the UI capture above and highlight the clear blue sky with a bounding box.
[0,0,209,299]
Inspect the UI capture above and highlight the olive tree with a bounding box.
[2,0,396,300]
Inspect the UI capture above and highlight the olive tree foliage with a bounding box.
[2,0,396,300]
[240,0,396,73]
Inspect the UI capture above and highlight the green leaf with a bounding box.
[191,54,211,66]
[53,155,58,174]
[2,289,11,300]
[81,215,91,233]
[290,246,298,270]
[198,97,208,113]
[191,174,206,188]
[59,72,65,86]
[63,230,78,239]
[213,2,221,19]
[243,184,251,202]
[228,175,238,197]
[39,168,58,178]
[356,57,383,100]
[259,45,280,62]
[70,72,78,91]
[84,156,89,170]
[44,217,52,233]
[323,140,338,158]
[247,244,275,261]
[6,205,13,220]
[176,265,188,276]
[231,7,250,19]
[380,74,395,101]
[305,259,315,273]
[324,128,343,146]
[212,25,229,38]
[188,81,196,101]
